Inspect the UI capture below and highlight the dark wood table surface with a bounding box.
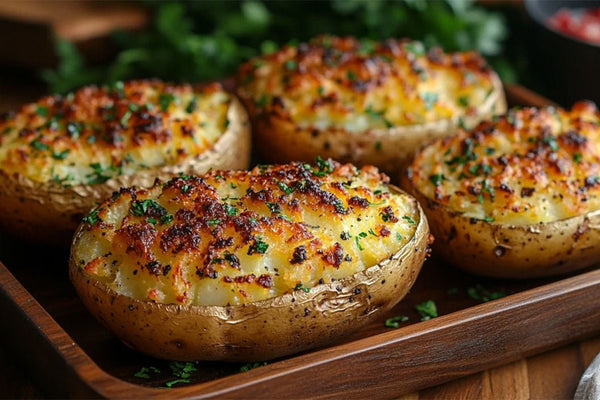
[1,75,600,399]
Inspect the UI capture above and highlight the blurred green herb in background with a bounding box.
[42,0,513,94]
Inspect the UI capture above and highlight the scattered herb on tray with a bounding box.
[467,284,508,303]
[385,315,409,328]
[415,300,438,321]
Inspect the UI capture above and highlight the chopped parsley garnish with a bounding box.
[347,70,357,81]
[165,379,191,388]
[314,156,334,176]
[415,300,438,321]
[256,95,268,107]
[120,110,132,127]
[249,237,269,254]
[185,97,197,113]
[355,235,364,251]
[484,147,496,155]
[266,202,281,213]
[110,81,125,97]
[66,121,81,139]
[543,135,559,152]
[317,86,325,95]
[420,92,438,110]
[86,163,117,184]
[159,93,176,112]
[164,361,198,388]
[294,282,311,293]
[82,209,100,225]
[458,95,469,107]
[36,105,49,117]
[365,105,393,128]
[404,41,425,56]
[130,199,171,225]
[483,216,495,223]
[225,204,238,216]
[240,362,267,372]
[51,149,70,160]
[396,232,403,241]
[375,141,382,151]
[30,139,50,151]
[207,219,221,226]
[284,60,297,70]
[385,315,409,328]
[507,113,516,126]
[429,173,446,186]
[402,215,416,225]
[467,284,507,302]
[133,366,160,379]
[574,152,583,163]
[277,180,295,195]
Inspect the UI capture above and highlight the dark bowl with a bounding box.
[524,0,600,106]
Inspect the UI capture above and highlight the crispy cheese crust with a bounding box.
[408,101,600,224]
[237,35,499,132]
[0,80,232,185]
[72,161,420,306]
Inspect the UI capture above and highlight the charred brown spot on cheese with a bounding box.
[74,160,420,306]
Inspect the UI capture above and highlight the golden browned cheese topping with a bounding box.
[237,35,498,131]
[73,160,420,306]
[0,80,231,185]
[408,101,600,224]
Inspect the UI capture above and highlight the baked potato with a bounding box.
[404,101,600,278]
[0,80,250,244]
[69,160,430,361]
[236,35,506,180]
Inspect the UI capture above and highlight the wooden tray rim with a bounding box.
[2,260,599,398]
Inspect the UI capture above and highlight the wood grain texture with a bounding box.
[0,84,599,398]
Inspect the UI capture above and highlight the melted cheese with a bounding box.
[237,35,498,131]
[0,80,231,185]
[73,161,419,306]
[409,101,600,224]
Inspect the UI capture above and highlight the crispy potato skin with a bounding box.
[407,189,600,278]
[404,102,600,278]
[69,163,430,361]
[0,81,250,244]
[236,35,506,181]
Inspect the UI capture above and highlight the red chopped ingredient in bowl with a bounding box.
[548,7,600,44]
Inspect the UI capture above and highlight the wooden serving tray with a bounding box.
[1,84,599,398]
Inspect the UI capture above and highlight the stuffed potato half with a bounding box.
[236,35,506,180]
[70,160,430,361]
[0,80,250,244]
[404,101,600,278]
